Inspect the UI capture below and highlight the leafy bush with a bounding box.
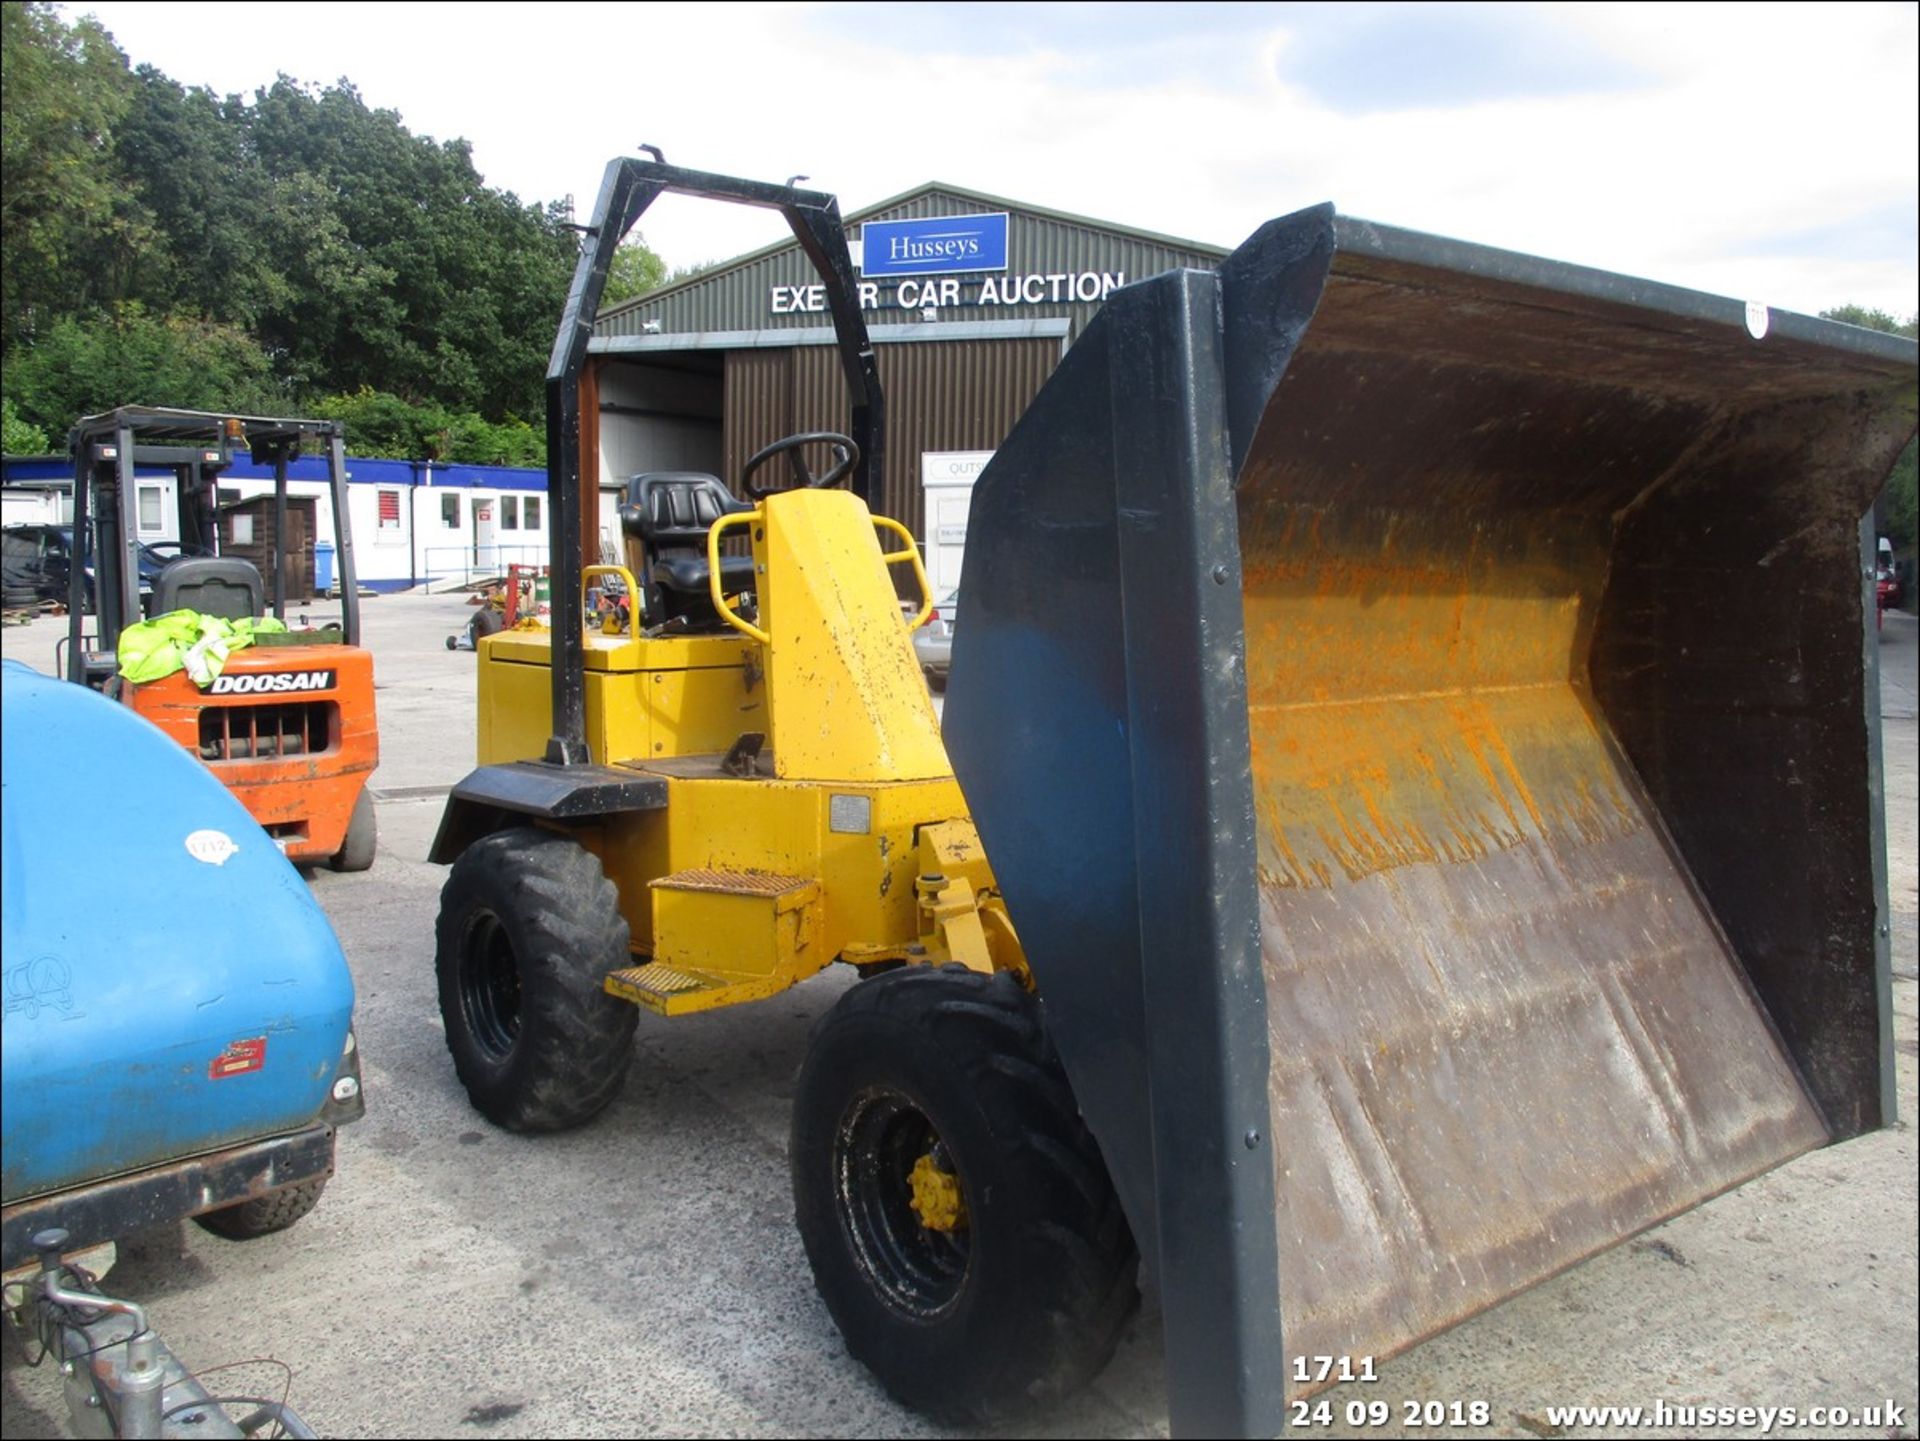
[312,388,541,466]
[1,396,52,454]
[6,305,290,434]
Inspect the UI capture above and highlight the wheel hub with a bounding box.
[834,1089,970,1317]
[459,912,521,1059]
[907,1151,969,1232]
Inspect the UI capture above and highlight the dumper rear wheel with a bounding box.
[791,966,1138,1422]
[194,1178,326,1240]
[435,827,636,1132]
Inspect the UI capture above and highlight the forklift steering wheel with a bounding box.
[742,431,860,500]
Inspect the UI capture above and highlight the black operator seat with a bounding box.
[153,556,265,622]
[617,472,756,630]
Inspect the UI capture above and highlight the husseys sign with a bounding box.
[767,212,1125,315]
[209,670,336,695]
[861,214,1009,277]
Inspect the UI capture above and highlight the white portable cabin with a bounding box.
[211,457,551,592]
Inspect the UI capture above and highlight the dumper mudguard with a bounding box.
[1,659,362,1270]
[946,206,1917,1437]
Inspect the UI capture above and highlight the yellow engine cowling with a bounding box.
[472,488,1028,1015]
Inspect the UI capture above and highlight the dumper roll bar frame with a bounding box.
[65,407,361,683]
[541,155,884,767]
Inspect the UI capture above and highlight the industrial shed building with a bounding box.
[587,183,1226,591]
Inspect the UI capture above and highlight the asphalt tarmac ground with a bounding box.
[2,593,1913,1440]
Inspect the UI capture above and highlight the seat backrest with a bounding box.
[154,556,264,621]
[619,472,749,552]
[617,472,755,629]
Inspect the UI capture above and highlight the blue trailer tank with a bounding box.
[1,659,359,1250]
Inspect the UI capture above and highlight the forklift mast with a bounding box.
[541,153,884,766]
[66,408,361,680]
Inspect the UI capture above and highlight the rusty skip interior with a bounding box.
[1238,249,1908,1385]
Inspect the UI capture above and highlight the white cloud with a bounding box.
[67,0,1918,319]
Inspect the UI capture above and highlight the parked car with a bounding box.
[914,589,958,690]
[144,539,217,564]
[1876,537,1903,613]
[0,523,167,612]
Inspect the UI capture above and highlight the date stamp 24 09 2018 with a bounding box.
[1289,1355,1492,1432]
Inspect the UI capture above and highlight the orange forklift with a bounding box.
[64,407,379,870]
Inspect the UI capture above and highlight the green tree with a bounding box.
[240,78,575,415]
[2,24,586,435]
[436,412,543,467]
[107,66,277,324]
[1885,441,1918,553]
[602,235,669,307]
[1821,304,1919,341]
[0,2,137,345]
[665,257,725,286]
[5,305,290,432]
[1822,306,1919,550]
[309,388,541,466]
[1,395,52,454]
[310,388,451,460]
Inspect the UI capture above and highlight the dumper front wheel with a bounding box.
[791,966,1138,1422]
[435,827,636,1133]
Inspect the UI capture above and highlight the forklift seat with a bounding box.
[152,557,265,621]
[618,472,755,628]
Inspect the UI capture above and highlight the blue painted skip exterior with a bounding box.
[0,660,356,1203]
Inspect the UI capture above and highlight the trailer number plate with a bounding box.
[210,1037,267,1079]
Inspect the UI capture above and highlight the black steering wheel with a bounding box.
[741,431,861,500]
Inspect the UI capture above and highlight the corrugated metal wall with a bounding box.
[720,349,790,498]
[598,185,1221,566]
[719,337,1056,533]
[598,185,1226,346]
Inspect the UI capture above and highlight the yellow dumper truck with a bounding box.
[429,157,1917,1435]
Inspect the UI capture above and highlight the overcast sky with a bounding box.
[65,1,1919,321]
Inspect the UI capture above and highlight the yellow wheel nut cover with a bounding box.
[907,1152,968,1233]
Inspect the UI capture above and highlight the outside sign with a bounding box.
[921,451,994,486]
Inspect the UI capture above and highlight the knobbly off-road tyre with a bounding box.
[791,965,1138,1423]
[194,1178,327,1240]
[435,827,636,1133]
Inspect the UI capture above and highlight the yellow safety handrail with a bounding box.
[875,516,936,630]
[707,510,771,644]
[582,565,643,640]
[706,507,934,644]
